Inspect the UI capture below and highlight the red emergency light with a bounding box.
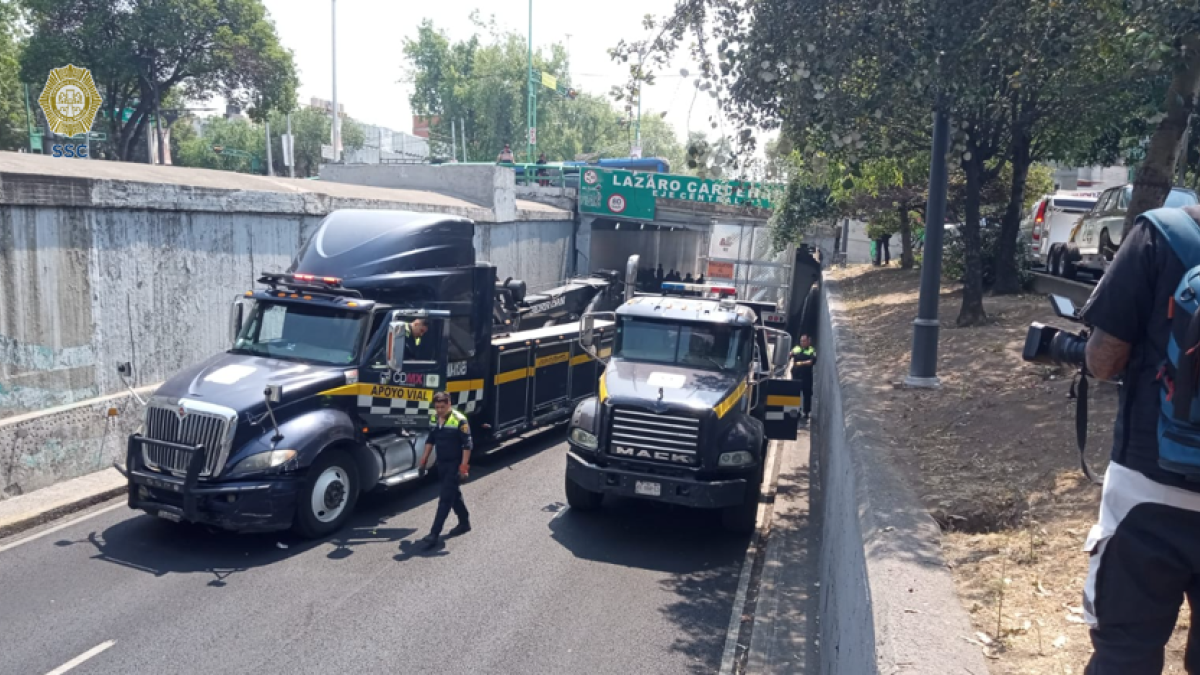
[292,273,342,285]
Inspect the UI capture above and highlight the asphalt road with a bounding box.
[0,433,751,675]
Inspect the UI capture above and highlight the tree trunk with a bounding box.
[994,128,1032,295]
[958,157,988,326]
[898,206,914,269]
[1125,32,1200,235]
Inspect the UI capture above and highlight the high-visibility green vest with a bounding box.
[430,409,466,427]
[792,346,815,358]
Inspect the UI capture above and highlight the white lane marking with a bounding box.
[550,506,570,521]
[0,502,125,555]
[718,439,781,675]
[44,640,116,675]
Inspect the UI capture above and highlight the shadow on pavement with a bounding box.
[53,429,565,585]
[550,498,750,674]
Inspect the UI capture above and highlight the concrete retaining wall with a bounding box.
[815,277,989,674]
[319,163,518,221]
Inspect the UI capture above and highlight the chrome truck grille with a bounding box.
[142,400,236,477]
[607,407,701,466]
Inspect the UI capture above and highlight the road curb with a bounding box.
[0,468,125,540]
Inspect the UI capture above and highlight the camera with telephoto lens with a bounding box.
[1022,294,1090,369]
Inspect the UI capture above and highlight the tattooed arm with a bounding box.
[1085,328,1131,382]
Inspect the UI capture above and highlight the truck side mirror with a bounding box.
[387,321,407,371]
[580,314,596,348]
[773,334,793,372]
[625,254,640,302]
[229,297,250,345]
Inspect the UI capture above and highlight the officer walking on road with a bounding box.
[417,392,472,551]
[791,335,816,421]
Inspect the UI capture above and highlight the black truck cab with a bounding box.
[118,210,627,537]
[564,287,803,532]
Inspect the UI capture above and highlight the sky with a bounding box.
[258,0,726,148]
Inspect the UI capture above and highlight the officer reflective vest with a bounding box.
[791,345,816,382]
[427,409,473,464]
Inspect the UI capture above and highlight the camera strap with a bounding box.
[1072,373,1104,486]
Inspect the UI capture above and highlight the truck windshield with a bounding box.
[233,301,366,366]
[615,318,748,371]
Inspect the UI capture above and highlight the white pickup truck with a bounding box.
[1059,184,1199,280]
[1020,191,1100,274]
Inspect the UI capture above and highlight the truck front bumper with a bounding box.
[566,451,750,509]
[119,434,299,533]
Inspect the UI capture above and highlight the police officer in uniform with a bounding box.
[417,391,472,550]
[791,335,816,420]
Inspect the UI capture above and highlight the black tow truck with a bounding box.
[563,282,803,531]
[117,210,633,537]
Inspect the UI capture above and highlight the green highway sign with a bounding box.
[579,168,783,220]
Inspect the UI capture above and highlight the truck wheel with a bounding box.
[294,448,359,538]
[565,475,603,511]
[1047,244,1061,276]
[1100,230,1116,261]
[721,483,762,533]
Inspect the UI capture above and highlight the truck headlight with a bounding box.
[718,451,754,467]
[230,449,297,475]
[569,427,599,450]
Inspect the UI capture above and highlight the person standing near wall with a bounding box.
[791,335,817,422]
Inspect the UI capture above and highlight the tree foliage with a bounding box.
[173,109,363,176]
[403,18,683,165]
[0,0,27,151]
[20,0,298,162]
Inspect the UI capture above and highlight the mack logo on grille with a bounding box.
[175,405,188,422]
[613,446,693,464]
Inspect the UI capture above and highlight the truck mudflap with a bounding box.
[566,452,749,509]
[119,435,297,532]
[762,379,805,440]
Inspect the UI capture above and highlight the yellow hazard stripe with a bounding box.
[599,347,612,358]
[494,368,532,385]
[714,380,747,419]
[766,395,802,407]
[599,375,608,402]
[570,353,593,366]
[447,379,484,393]
[319,383,433,401]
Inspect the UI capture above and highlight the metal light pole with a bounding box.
[905,103,951,388]
[286,113,295,178]
[526,0,534,162]
[265,120,274,176]
[330,0,341,163]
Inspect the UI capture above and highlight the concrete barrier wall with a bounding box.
[320,163,517,220]
[815,277,989,675]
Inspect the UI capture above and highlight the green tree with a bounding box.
[21,0,298,162]
[403,19,681,165]
[173,108,364,176]
[0,0,27,151]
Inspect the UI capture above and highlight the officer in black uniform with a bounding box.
[790,335,817,420]
[1081,205,1200,673]
[417,391,472,550]
[405,318,432,361]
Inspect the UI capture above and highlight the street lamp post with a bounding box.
[331,0,341,163]
[905,103,951,388]
[526,0,534,163]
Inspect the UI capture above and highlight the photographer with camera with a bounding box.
[1049,205,1200,673]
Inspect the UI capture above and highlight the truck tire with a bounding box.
[565,475,603,511]
[294,448,359,538]
[1062,257,1079,281]
[721,482,762,533]
[1100,230,1116,261]
[1047,244,1062,276]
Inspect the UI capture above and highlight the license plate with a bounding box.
[634,480,662,497]
[156,510,181,523]
[144,477,182,493]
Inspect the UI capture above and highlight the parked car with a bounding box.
[1020,191,1099,271]
[1057,185,1200,280]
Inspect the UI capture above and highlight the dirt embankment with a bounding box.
[829,265,1188,673]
